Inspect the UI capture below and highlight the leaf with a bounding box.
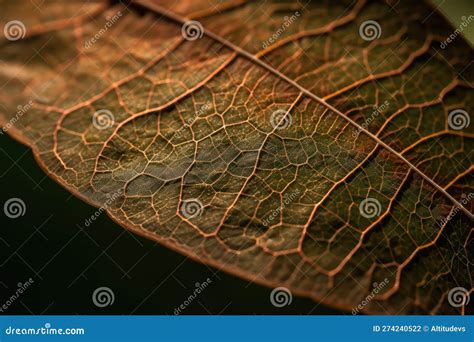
[0,0,472,314]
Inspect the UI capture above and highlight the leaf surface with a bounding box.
[0,0,473,314]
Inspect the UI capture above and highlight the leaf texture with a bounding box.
[0,0,473,314]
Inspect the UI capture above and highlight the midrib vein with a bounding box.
[135,0,473,220]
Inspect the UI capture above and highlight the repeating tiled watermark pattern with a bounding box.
[173,278,213,315]
[270,287,292,307]
[447,109,470,130]
[359,20,382,41]
[270,109,292,129]
[180,198,204,219]
[352,278,390,314]
[262,11,301,49]
[181,21,204,41]
[84,11,123,49]
[92,109,115,130]
[0,278,34,313]
[0,100,33,135]
[359,198,381,219]
[440,15,474,49]
[436,192,473,228]
[84,189,123,227]
[3,20,26,41]
[1,4,468,320]
[92,287,115,308]
[3,198,26,219]
[352,100,389,138]
[447,287,470,308]
[262,189,300,226]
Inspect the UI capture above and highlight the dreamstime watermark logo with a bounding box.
[448,109,470,130]
[0,278,34,313]
[270,287,292,307]
[4,323,85,336]
[440,15,474,49]
[352,278,390,314]
[92,109,115,130]
[3,198,26,219]
[270,109,292,129]
[174,278,213,315]
[352,100,389,138]
[3,20,26,41]
[262,189,300,226]
[92,287,115,308]
[84,189,123,227]
[359,20,382,41]
[174,102,212,137]
[0,100,33,135]
[436,192,473,228]
[181,21,204,41]
[262,11,301,49]
[359,198,381,218]
[180,198,204,219]
[447,287,470,308]
[84,11,123,49]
